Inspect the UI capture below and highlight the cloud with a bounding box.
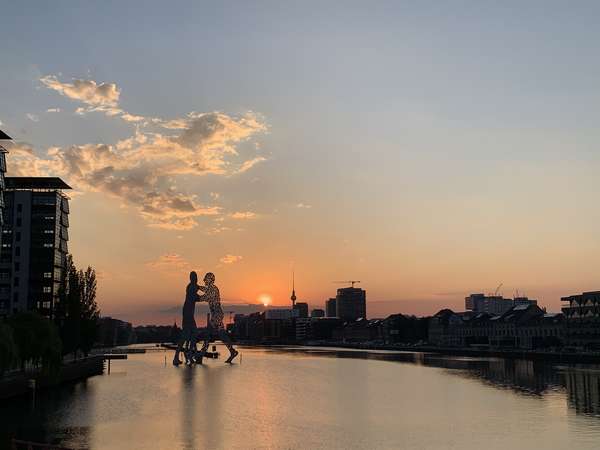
[296,203,312,209]
[230,211,257,220]
[220,254,243,265]
[7,110,267,230]
[26,113,39,122]
[146,253,196,272]
[237,156,266,173]
[40,75,120,107]
[46,108,61,113]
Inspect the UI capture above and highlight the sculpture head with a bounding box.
[189,271,198,284]
[204,272,216,286]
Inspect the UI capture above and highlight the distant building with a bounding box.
[293,302,309,318]
[295,317,310,341]
[336,287,366,322]
[97,317,135,347]
[265,308,299,320]
[429,304,563,349]
[514,297,538,307]
[465,293,513,315]
[332,318,382,342]
[0,177,71,318]
[562,291,600,348]
[326,298,337,317]
[311,308,325,318]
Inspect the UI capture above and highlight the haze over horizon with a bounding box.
[2,2,600,324]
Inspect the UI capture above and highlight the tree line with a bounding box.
[0,255,99,376]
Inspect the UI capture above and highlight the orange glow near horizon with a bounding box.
[258,294,272,307]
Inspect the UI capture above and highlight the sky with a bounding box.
[1,1,600,324]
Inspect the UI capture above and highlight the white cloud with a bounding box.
[220,254,243,265]
[146,253,197,273]
[296,203,312,209]
[26,113,39,122]
[230,211,257,220]
[46,108,61,113]
[6,110,267,230]
[40,75,120,107]
[237,156,266,173]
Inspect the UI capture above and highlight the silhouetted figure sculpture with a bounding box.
[197,272,239,364]
[173,271,201,365]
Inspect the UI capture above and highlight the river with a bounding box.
[2,345,600,449]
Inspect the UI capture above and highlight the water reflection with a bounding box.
[3,347,600,449]
[268,346,600,417]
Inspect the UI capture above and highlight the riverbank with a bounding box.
[0,355,104,401]
[233,340,600,364]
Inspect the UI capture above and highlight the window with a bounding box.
[16,218,21,227]
[43,229,54,234]
[44,216,54,220]
[13,277,18,287]
[43,243,53,248]
[43,286,52,293]
[1,243,11,248]
[17,204,22,213]
[15,232,21,242]
[14,262,20,272]
[43,272,52,278]
[15,247,20,256]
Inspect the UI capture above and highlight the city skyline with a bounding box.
[2,2,600,324]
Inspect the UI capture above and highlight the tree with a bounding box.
[80,266,99,356]
[8,312,61,374]
[0,322,17,375]
[56,255,100,357]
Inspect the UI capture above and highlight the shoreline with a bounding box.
[233,341,600,364]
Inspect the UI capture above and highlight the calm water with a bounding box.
[3,346,600,449]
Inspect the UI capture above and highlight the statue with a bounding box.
[197,272,239,364]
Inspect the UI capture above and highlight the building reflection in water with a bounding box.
[564,368,600,416]
[276,347,600,419]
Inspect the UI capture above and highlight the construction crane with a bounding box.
[333,280,361,288]
[494,283,503,296]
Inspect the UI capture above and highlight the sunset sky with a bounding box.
[2,2,600,323]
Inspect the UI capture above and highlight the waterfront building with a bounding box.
[336,287,366,322]
[311,308,325,318]
[265,308,299,320]
[326,297,337,317]
[332,317,382,342]
[293,301,309,318]
[465,293,514,315]
[308,317,342,340]
[514,296,538,307]
[561,291,600,348]
[430,304,563,349]
[0,177,71,319]
[295,317,310,341]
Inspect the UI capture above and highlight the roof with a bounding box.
[6,177,72,190]
[0,130,11,140]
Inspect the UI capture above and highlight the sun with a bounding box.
[258,294,272,307]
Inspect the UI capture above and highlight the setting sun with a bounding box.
[258,294,272,307]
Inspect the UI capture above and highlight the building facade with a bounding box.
[562,291,600,348]
[0,177,71,318]
[326,297,337,317]
[336,287,366,322]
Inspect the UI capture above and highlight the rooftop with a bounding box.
[6,177,72,190]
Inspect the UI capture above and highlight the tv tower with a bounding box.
[290,269,297,308]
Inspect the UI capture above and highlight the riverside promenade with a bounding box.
[0,355,105,401]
